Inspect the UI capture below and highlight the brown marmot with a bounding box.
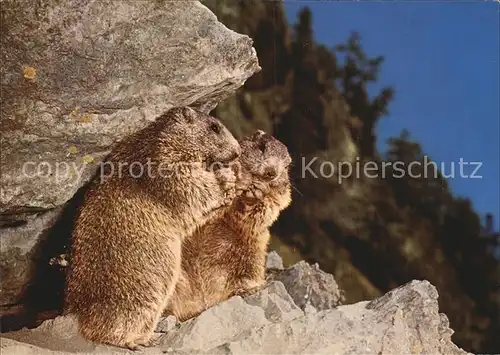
[166,130,292,321]
[65,107,241,349]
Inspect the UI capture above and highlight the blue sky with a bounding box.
[284,1,499,229]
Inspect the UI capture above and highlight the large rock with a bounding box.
[1,261,469,355]
[265,250,284,270]
[198,280,468,355]
[268,260,344,310]
[0,0,259,315]
[0,0,259,215]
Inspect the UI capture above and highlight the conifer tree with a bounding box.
[275,8,327,161]
[334,32,394,157]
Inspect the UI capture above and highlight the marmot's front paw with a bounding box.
[243,180,270,201]
[244,186,264,200]
[231,288,252,298]
[235,176,252,197]
[232,162,250,196]
[215,166,237,205]
[231,280,264,298]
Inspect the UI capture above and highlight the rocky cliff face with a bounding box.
[0,0,259,324]
[2,254,469,355]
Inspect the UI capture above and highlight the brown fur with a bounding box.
[64,107,241,349]
[166,130,292,321]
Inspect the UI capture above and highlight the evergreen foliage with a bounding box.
[202,2,500,352]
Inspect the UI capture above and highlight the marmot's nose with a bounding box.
[263,167,278,181]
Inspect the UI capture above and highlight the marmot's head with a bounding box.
[239,130,291,187]
[157,107,240,165]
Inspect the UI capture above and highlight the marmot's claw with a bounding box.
[223,193,235,206]
[231,288,250,298]
[244,185,265,200]
[231,284,262,298]
[125,341,139,351]
[138,339,154,348]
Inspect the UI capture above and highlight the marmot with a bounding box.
[166,130,292,321]
[65,107,240,349]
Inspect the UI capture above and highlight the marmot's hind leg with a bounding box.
[135,283,180,347]
[132,308,162,347]
[134,252,183,348]
[118,309,160,350]
[78,315,137,350]
[78,308,160,350]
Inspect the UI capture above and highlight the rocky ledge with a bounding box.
[1,253,470,355]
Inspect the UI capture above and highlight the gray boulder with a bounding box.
[269,260,344,310]
[0,0,259,314]
[243,281,303,323]
[1,261,469,355]
[265,250,284,270]
[1,0,259,214]
[199,280,468,355]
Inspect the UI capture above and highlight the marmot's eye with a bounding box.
[258,141,266,153]
[210,123,221,134]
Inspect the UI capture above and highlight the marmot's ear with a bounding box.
[181,106,196,123]
[166,106,196,124]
